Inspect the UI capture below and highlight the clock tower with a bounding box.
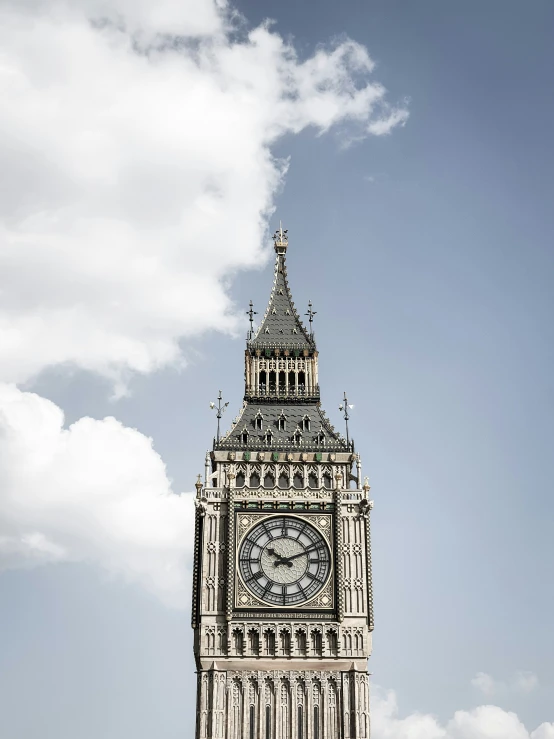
[192,227,374,739]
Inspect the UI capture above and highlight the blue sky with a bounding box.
[1,1,553,737]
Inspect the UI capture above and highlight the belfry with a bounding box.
[192,227,374,739]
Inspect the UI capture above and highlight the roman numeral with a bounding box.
[305,572,322,582]
[246,571,265,583]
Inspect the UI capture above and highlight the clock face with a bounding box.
[238,516,331,606]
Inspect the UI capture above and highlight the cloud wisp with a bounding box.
[472,671,540,697]
[372,687,554,739]
[0,0,408,394]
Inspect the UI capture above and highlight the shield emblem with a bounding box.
[272,451,279,462]
[243,451,251,462]
[315,452,322,462]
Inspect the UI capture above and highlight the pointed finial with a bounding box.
[210,390,229,443]
[273,222,288,254]
[195,474,203,494]
[338,391,354,447]
[246,300,257,338]
[305,300,317,336]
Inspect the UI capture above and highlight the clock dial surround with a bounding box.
[238,515,331,607]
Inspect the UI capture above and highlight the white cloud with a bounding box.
[0,0,407,393]
[472,672,498,696]
[0,383,191,607]
[471,671,539,697]
[372,687,554,739]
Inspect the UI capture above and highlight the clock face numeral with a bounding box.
[238,516,331,606]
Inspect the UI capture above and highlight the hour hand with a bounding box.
[267,548,292,567]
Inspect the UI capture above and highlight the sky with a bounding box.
[1,0,554,737]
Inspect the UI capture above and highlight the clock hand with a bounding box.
[279,543,322,563]
[266,548,293,567]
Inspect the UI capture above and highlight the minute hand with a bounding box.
[281,544,322,562]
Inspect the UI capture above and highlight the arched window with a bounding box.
[298,371,305,394]
[280,630,291,656]
[250,472,260,487]
[264,472,275,488]
[241,428,249,444]
[311,631,322,656]
[288,371,295,393]
[233,629,243,656]
[327,630,338,656]
[295,630,306,655]
[236,472,246,487]
[293,473,303,489]
[278,473,289,489]
[294,429,302,444]
[265,429,273,444]
[254,411,263,430]
[323,473,332,489]
[317,432,325,446]
[278,371,286,393]
[301,415,311,431]
[308,473,317,489]
[277,413,287,431]
[259,370,267,393]
[298,706,304,739]
[269,371,276,393]
[313,707,320,739]
[264,630,276,656]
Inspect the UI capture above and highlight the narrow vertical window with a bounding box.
[266,705,271,739]
[314,707,319,739]
[250,705,255,739]
[297,706,303,739]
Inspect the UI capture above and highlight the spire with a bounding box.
[249,226,315,351]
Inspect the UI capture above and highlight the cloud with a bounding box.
[0,383,191,607]
[372,687,554,739]
[471,671,539,697]
[0,0,408,393]
[472,672,498,697]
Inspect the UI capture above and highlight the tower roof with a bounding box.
[248,226,315,352]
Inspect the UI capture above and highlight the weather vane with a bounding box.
[338,391,354,446]
[246,300,257,338]
[305,300,317,336]
[210,390,229,443]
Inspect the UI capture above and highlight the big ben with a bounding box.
[192,226,374,738]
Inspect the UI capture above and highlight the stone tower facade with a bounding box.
[192,227,374,739]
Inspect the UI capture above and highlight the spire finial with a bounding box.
[305,300,317,336]
[210,390,229,443]
[246,300,257,339]
[273,222,288,254]
[339,391,354,447]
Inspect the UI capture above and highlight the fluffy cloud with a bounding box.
[0,0,407,393]
[0,383,191,607]
[472,671,539,697]
[372,687,554,739]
